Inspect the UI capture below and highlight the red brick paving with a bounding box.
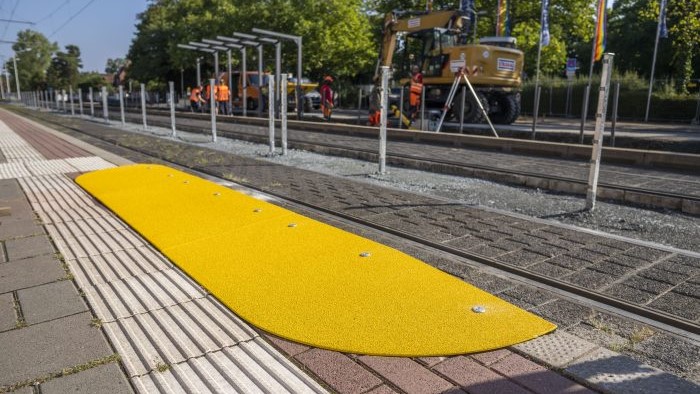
[434,356,530,394]
[358,356,456,394]
[296,348,383,394]
[0,109,89,159]
[266,333,596,394]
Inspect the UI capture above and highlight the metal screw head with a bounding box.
[287,223,297,228]
[471,306,486,313]
[213,192,221,196]
[183,181,189,184]
[359,252,371,258]
[253,208,262,213]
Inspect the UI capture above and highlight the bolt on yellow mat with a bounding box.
[76,164,556,356]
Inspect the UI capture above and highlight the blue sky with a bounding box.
[0,0,617,74]
[0,0,148,73]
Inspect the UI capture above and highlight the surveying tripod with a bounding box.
[434,68,499,137]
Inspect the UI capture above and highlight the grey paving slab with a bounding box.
[18,280,88,325]
[5,234,55,261]
[0,292,16,331]
[40,362,134,394]
[565,347,700,394]
[0,218,43,240]
[0,179,22,200]
[0,254,65,293]
[0,312,113,387]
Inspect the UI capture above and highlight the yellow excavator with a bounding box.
[377,3,523,125]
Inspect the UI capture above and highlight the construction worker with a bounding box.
[216,79,230,115]
[409,65,423,121]
[189,85,203,112]
[203,82,218,112]
[320,75,334,121]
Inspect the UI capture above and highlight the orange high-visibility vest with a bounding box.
[216,85,230,102]
[189,87,201,102]
[409,73,423,107]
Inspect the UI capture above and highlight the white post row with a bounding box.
[141,83,148,130]
[89,87,95,118]
[169,81,176,138]
[101,86,109,123]
[119,85,126,126]
[78,88,84,116]
[69,87,75,115]
[378,66,389,174]
[268,76,275,155]
[209,79,217,142]
[280,73,288,156]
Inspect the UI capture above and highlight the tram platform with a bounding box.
[1,106,698,393]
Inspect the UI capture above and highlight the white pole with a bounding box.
[78,88,84,116]
[275,41,281,118]
[296,38,302,119]
[241,48,247,117]
[141,83,148,130]
[196,57,201,87]
[582,0,603,143]
[12,57,20,100]
[281,73,288,155]
[210,78,217,142]
[69,87,75,115]
[378,66,389,174]
[585,53,614,211]
[532,0,547,138]
[61,89,66,112]
[169,81,176,137]
[257,45,263,118]
[268,77,275,155]
[119,85,125,126]
[89,87,95,118]
[101,86,109,123]
[227,49,233,115]
[645,0,665,122]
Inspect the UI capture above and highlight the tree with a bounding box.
[668,0,700,93]
[5,30,57,90]
[127,0,376,85]
[46,45,83,89]
[105,58,127,74]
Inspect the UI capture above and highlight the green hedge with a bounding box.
[521,81,700,122]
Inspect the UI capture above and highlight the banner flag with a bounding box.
[659,0,668,38]
[541,0,550,46]
[594,0,607,61]
[496,0,511,37]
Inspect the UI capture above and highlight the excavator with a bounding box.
[376,2,523,125]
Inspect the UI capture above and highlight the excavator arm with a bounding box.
[377,10,467,74]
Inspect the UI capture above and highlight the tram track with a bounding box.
[127,109,700,215]
[13,106,700,343]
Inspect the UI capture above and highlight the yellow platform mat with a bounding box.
[76,164,556,356]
